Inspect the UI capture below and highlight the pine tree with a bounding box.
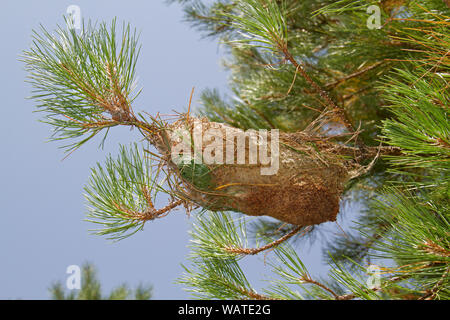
[49,262,153,300]
[23,0,449,300]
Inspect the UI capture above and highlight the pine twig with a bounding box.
[142,199,185,221]
[281,48,356,134]
[300,276,341,299]
[325,61,385,88]
[225,226,309,255]
[418,267,450,300]
[236,286,275,300]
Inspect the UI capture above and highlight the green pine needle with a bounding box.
[22,17,142,152]
[84,143,165,241]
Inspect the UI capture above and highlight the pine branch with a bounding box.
[281,47,356,134]
[224,225,308,255]
[178,254,269,299]
[84,143,185,241]
[324,61,386,89]
[418,267,450,300]
[22,18,146,152]
[299,275,341,299]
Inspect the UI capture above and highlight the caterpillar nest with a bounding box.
[147,116,368,227]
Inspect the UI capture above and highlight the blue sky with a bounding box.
[0,0,334,299]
